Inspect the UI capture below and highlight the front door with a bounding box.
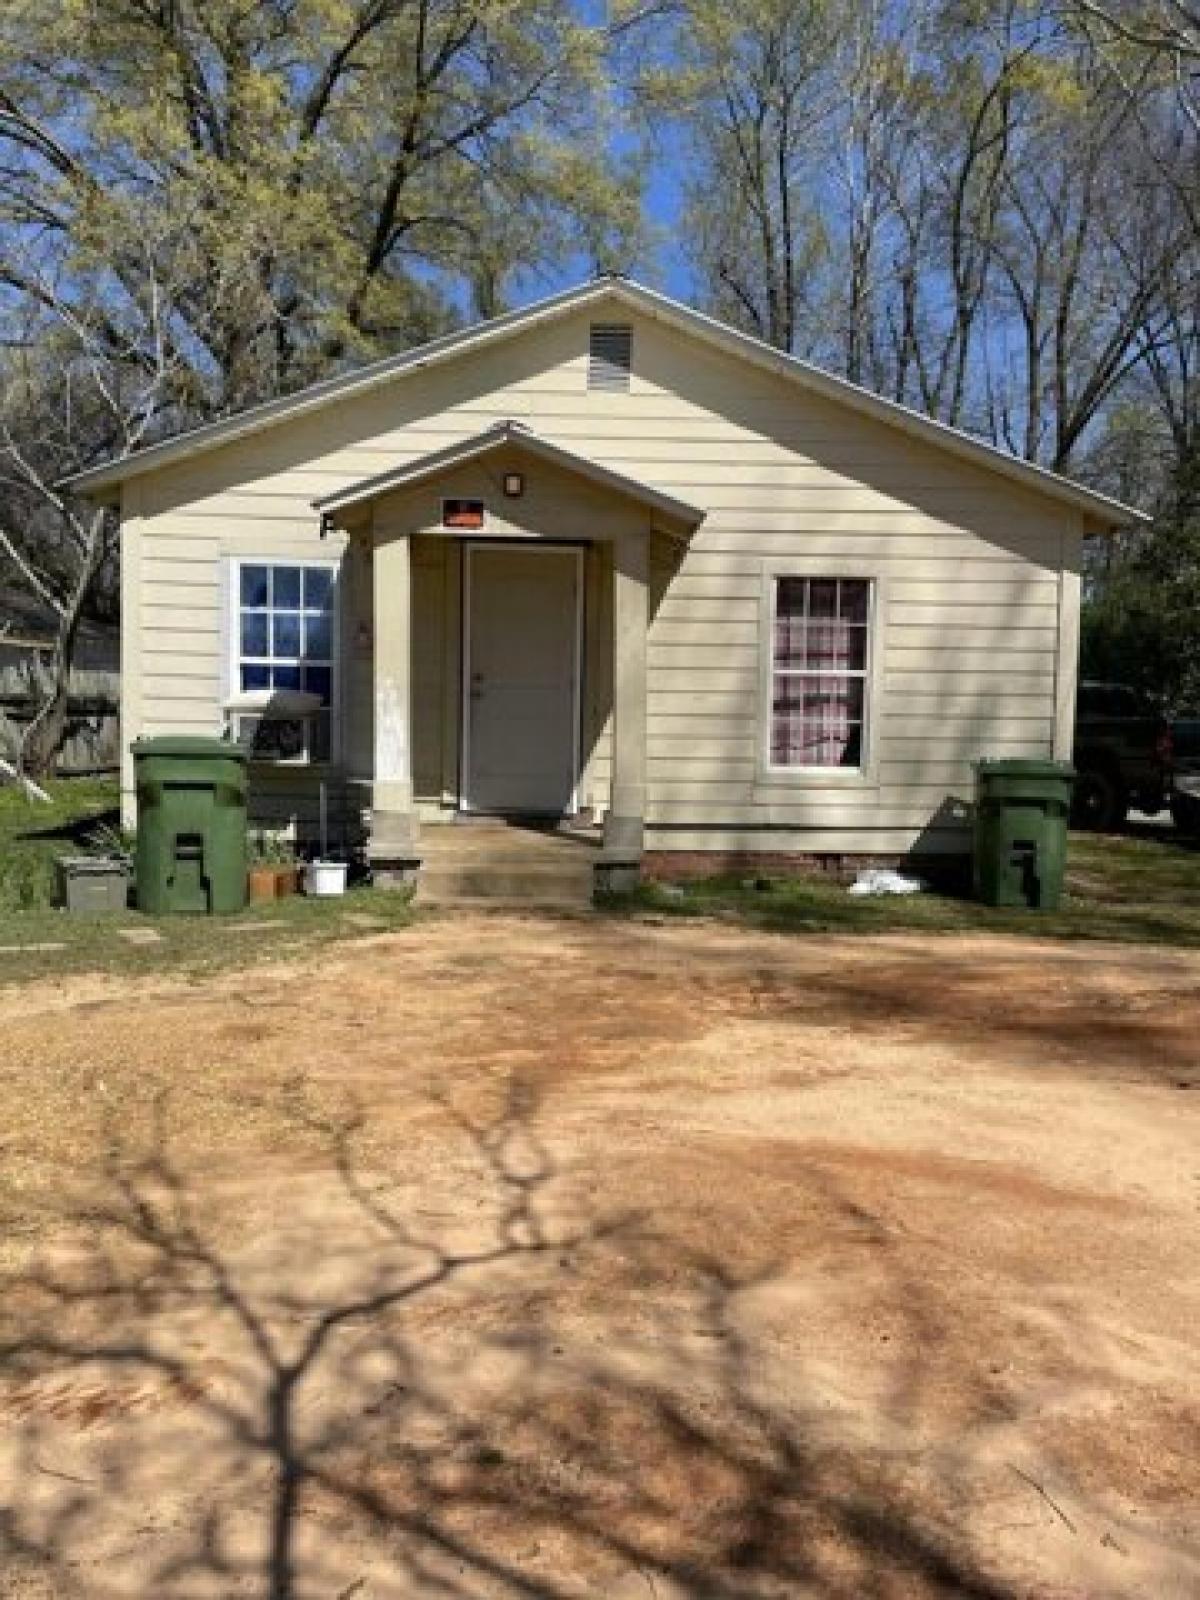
[463,543,581,814]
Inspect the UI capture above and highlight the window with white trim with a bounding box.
[236,561,336,759]
[769,577,871,770]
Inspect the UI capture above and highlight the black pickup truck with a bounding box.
[1072,681,1173,830]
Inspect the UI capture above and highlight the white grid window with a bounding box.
[236,562,336,759]
[770,577,871,770]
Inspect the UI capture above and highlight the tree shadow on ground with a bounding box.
[0,1078,1159,1599]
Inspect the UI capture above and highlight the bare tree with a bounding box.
[0,244,187,775]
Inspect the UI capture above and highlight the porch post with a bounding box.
[370,529,420,868]
[602,530,648,881]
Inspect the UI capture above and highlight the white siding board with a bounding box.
[141,582,221,611]
[884,648,1056,671]
[143,624,224,649]
[140,606,223,634]
[889,601,1059,627]
[885,672,1050,697]
[885,718,1055,741]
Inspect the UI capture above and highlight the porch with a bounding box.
[314,422,703,895]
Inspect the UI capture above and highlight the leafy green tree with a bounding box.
[0,0,646,413]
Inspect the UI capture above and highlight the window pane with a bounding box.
[839,581,869,623]
[771,678,807,766]
[303,664,332,704]
[272,612,302,658]
[272,566,302,608]
[304,567,333,609]
[303,610,332,660]
[240,565,269,608]
[807,620,866,672]
[241,662,271,691]
[272,663,302,691]
[774,613,807,669]
[776,576,806,621]
[809,579,838,618]
[772,675,864,768]
[836,677,865,721]
[241,612,269,657]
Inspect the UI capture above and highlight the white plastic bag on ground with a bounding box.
[847,868,925,897]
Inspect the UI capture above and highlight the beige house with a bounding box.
[67,276,1142,890]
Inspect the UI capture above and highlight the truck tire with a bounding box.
[1071,765,1127,831]
[1170,792,1200,837]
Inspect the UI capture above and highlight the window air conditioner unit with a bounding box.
[224,689,322,764]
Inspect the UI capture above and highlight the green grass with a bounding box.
[603,830,1200,948]
[0,777,414,987]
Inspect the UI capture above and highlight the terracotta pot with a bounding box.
[248,867,278,903]
[274,865,300,898]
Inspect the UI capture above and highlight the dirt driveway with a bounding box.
[1,910,1198,1599]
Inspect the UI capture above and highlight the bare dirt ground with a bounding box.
[1,910,1198,1599]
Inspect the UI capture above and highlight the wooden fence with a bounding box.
[0,639,120,774]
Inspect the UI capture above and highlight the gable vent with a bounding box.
[588,323,633,391]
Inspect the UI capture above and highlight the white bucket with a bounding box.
[304,859,348,897]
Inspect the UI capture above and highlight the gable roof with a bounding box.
[313,420,705,531]
[60,275,1147,530]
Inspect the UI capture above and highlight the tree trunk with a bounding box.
[19,508,109,778]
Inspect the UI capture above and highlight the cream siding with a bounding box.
[121,305,1081,854]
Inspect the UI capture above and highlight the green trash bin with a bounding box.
[974,758,1075,910]
[133,737,249,914]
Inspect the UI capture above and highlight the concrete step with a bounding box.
[412,823,601,908]
[417,860,595,907]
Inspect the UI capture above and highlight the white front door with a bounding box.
[463,543,581,814]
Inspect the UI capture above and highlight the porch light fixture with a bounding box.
[502,471,525,498]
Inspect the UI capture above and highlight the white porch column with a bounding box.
[371,530,419,857]
[603,530,648,862]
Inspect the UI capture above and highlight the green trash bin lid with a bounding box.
[975,757,1075,778]
[132,736,247,762]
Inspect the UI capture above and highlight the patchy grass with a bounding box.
[605,830,1200,948]
[0,776,413,986]
[0,775,119,912]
